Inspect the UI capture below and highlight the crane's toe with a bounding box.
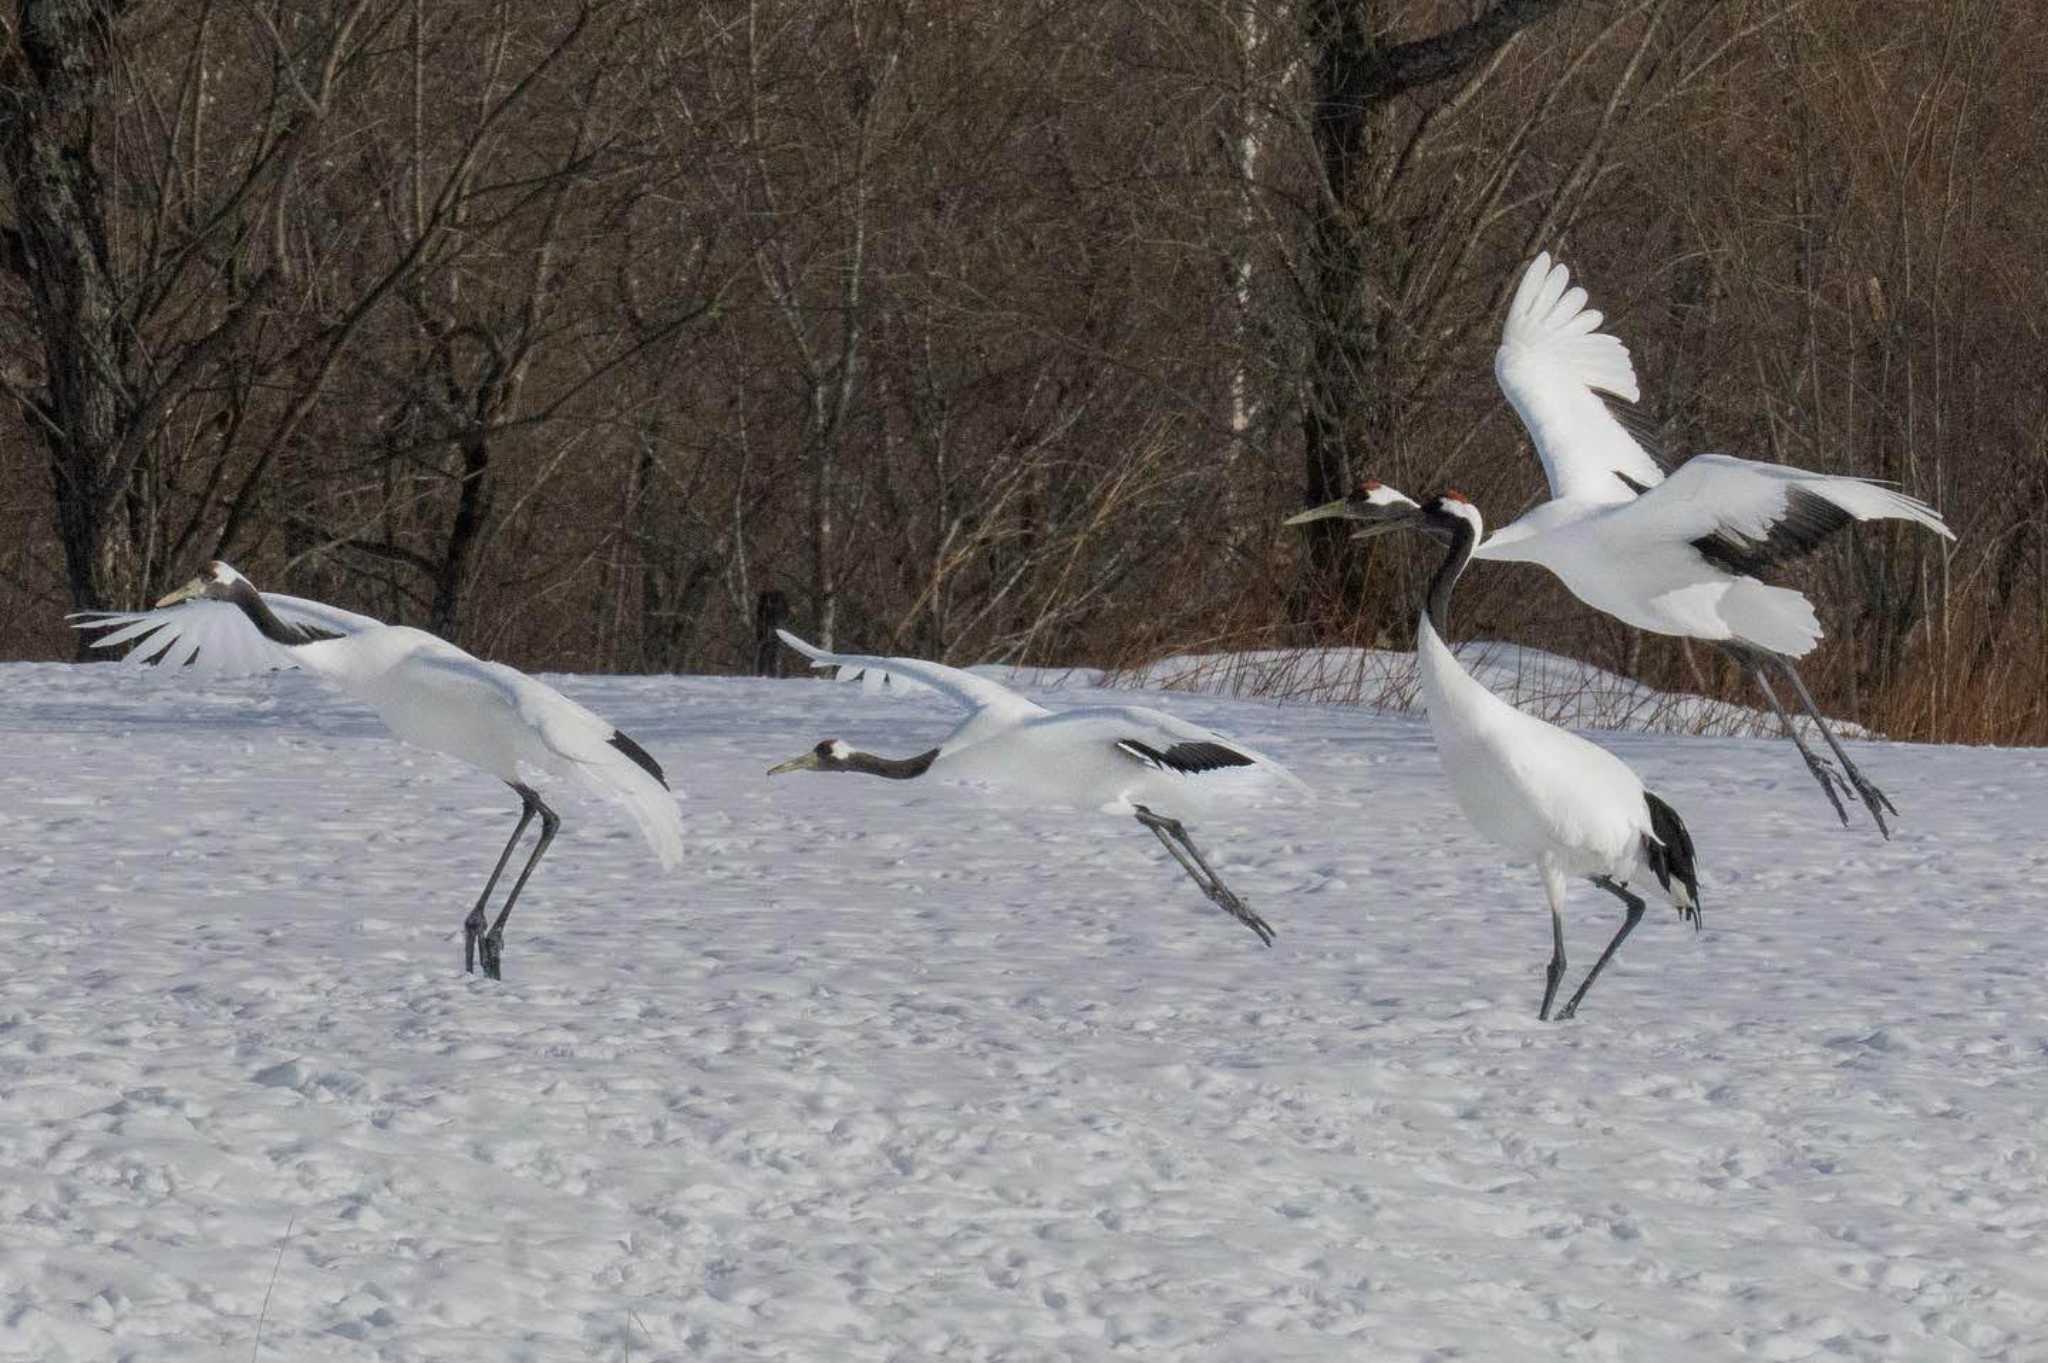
[1848,768,1898,828]
[462,906,486,975]
[1798,750,1854,826]
[477,930,506,982]
[1208,886,1276,947]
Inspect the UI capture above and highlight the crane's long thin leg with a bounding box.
[1729,648,1854,828]
[1774,656,1896,839]
[1538,860,1569,1022]
[476,787,560,981]
[465,788,538,976]
[1555,877,1646,1021]
[1132,804,1274,946]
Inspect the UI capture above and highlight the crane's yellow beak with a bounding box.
[766,751,824,777]
[155,576,210,608]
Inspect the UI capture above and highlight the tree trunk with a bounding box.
[1298,0,1382,613]
[1292,0,1578,621]
[1,0,131,633]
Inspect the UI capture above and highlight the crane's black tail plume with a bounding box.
[1642,791,1701,929]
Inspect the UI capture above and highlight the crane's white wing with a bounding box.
[1494,253,1664,506]
[779,629,1048,714]
[70,592,386,675]
[1598,454,1953,577]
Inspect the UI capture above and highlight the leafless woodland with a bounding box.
[0,0,2038,742]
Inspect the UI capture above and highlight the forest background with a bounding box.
[0,0,2035,744]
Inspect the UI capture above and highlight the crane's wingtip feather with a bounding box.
[774,628,831,663]
[606,730,667,789]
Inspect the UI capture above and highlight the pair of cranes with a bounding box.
[73,254,1950,1018]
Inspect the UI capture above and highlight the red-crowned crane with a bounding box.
[765,630,1305,946]
[72,562,683,980]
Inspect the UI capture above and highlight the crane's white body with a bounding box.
[778,630,1305,815]
[75,583,684,869]
[1418,614,1657,888]
[1478,254,1952,658]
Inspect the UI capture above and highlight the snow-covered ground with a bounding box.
[1,658,2043,1361]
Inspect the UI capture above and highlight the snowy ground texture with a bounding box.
[2,657,2044,1362]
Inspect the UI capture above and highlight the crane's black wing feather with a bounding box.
[1114,739,1256,775]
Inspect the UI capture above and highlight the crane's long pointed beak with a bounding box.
[1285,496,1422,540]
[1347,515,1416,542]
[154,577,208,608]
[766,751,823,777]
[1283,499,1352,527]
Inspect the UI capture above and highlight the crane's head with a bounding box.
[1284,481,1424,540]
[766,738,855,776]
[1284,482,1483,545]
[156,561,253,608]
[1420,490,1485,542]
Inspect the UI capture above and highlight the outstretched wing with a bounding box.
[778,628,1049,728]
[1494,253,1665,505]
[1599,454,1953,577]
[70,592,385,675]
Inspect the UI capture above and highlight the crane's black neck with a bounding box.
[221,576,332,647]
[1424,514,1478,636]
[843,747,941,780]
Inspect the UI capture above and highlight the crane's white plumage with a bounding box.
[1418,585,1662,885]
[72,562,683,978]
[1494,251,1660,505]
[1475,451,1951,657]
[770,629,1305,945]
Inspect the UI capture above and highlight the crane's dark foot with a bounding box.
[1538,957,1566,1022]
[463,906,487,975]
[1843,764,1896,838]
[1796,749,1855,827]
[1206,885,1275,947]
[477,929,505,982]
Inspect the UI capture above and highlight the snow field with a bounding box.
[1,661,2044,1361]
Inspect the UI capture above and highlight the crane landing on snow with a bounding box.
[765,630,1306,946]
[72,562,684,981]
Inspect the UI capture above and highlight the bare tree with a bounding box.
[1291,0,1578,605]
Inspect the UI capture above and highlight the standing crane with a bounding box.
[1289,486,1701,1021]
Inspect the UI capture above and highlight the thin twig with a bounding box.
[250,1213,295,1362]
